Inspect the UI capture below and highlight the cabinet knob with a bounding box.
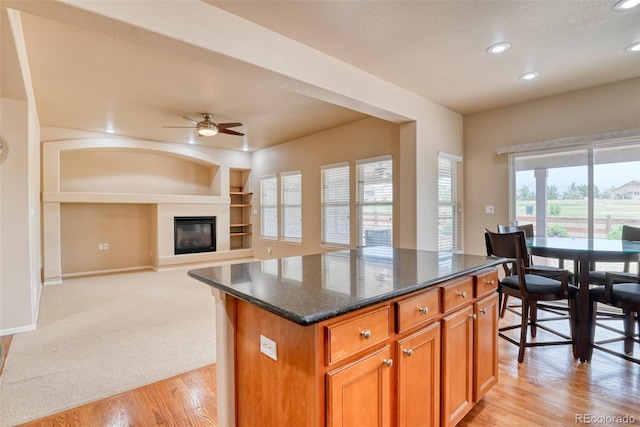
[457,291,467,298]
[403,349,413,357]
[418,307,429,315]
[360,330,372,339]
[383,359,393,368]
[480,308,488,314]
[486,279,495,285]
[470,313,477,320]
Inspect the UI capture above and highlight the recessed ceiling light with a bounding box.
[487,42,511,54]
[614,0,640,10]
[520,71,540,81]
[104,128,116,134]
[625,42,640,52]
[187,139,197,144]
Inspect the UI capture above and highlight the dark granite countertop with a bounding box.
[188,247,504,326]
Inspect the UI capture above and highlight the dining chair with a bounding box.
[588,272,640,364]
[485,229,579,363]
[496,223,574,318]
[589,225,640,286]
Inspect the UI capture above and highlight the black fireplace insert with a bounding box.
[174,216,216,255]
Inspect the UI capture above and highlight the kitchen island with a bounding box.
[189,247,504,427]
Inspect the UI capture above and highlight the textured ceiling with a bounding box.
[2,0,639,151]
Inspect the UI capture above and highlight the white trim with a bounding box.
[438,151,463,163]
[321,161,349,170]
[355,154,392,165]
[1,323,37,336]
[496,128,640,155]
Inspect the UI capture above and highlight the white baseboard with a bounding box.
[0,323,37,337]
[61,265,154,279]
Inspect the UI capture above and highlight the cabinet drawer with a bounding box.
[474,269,498,298]
[326,307,390,364]
[395,289,440,333]
[441,278,473,313]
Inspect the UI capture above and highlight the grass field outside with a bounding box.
[515,199,640,238]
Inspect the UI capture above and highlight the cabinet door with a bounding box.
[474,293,499,402]
[441,304,474,427]
[326,346,392,427]
[397,322,441,427]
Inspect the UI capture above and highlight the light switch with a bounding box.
[485,205,495,214]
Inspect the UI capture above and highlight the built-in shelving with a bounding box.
[230,169,252,250]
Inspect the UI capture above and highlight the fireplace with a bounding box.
[174,216,216,255]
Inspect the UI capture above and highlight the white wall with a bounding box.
[0,98,40,334]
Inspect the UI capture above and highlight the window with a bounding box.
[510,138,640,240]
[260,175,277,239]
[281,171,302,242]
[357,156,393,247]
[438,153,463,252]
[321,162,350,246]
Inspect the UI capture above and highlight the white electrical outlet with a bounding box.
[260,334,277,361]
[98,243,104,250]
[104,243,109,250]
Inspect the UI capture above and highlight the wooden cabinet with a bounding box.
[441,304,475,427]
[441,269,500,427]
[327,346,392,427]
[233,268,499,427]
[229,168,252,250]
[474,293,499,402]
[396,321,441,427]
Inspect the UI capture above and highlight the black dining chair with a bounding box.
[589,225,640,286]
[497,224,574,318]
[588,272,640,364]
[485,229,579,363]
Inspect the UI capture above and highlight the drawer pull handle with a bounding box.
[360,330,372,339]
[418,307,429,315]
[457,291,467,298]
[470,313,477,320]
[403,349,413,357]
[383,359,393,368]
[486,280,495,285]
[480,308,488,314]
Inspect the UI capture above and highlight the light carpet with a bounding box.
[0,266,218,426]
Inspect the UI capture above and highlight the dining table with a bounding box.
[526,236,640,362]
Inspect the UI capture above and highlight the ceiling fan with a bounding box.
[162,113,244,137]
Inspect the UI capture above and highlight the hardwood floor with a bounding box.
[4,309,639,427]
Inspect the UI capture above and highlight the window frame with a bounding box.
[356,155,393,248]
[280,170,302,243]
[321,162,351,247]
[259,174,278,240]
[438,152,463,252]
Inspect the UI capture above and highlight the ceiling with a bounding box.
[2,0,639,151]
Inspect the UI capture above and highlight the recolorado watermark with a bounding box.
[576,413,637,424]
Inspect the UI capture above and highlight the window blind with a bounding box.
[281,171,302,241]
[438,154,462,252]
[260,175,278,239]
[356,156,393,247]
[321,163,350,246]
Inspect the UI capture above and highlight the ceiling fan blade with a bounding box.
[161,125,196,129]
[182,116,200,125]
[219,128,245,136]
[217,122,243,129]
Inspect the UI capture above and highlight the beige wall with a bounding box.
[250,117,401,259]
[60,149,220,196]
[463,77,640,256]
[60,203,152,274]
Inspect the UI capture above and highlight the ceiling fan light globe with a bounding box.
[198,124,218,136]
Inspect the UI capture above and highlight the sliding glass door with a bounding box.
[511,139,640,240]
